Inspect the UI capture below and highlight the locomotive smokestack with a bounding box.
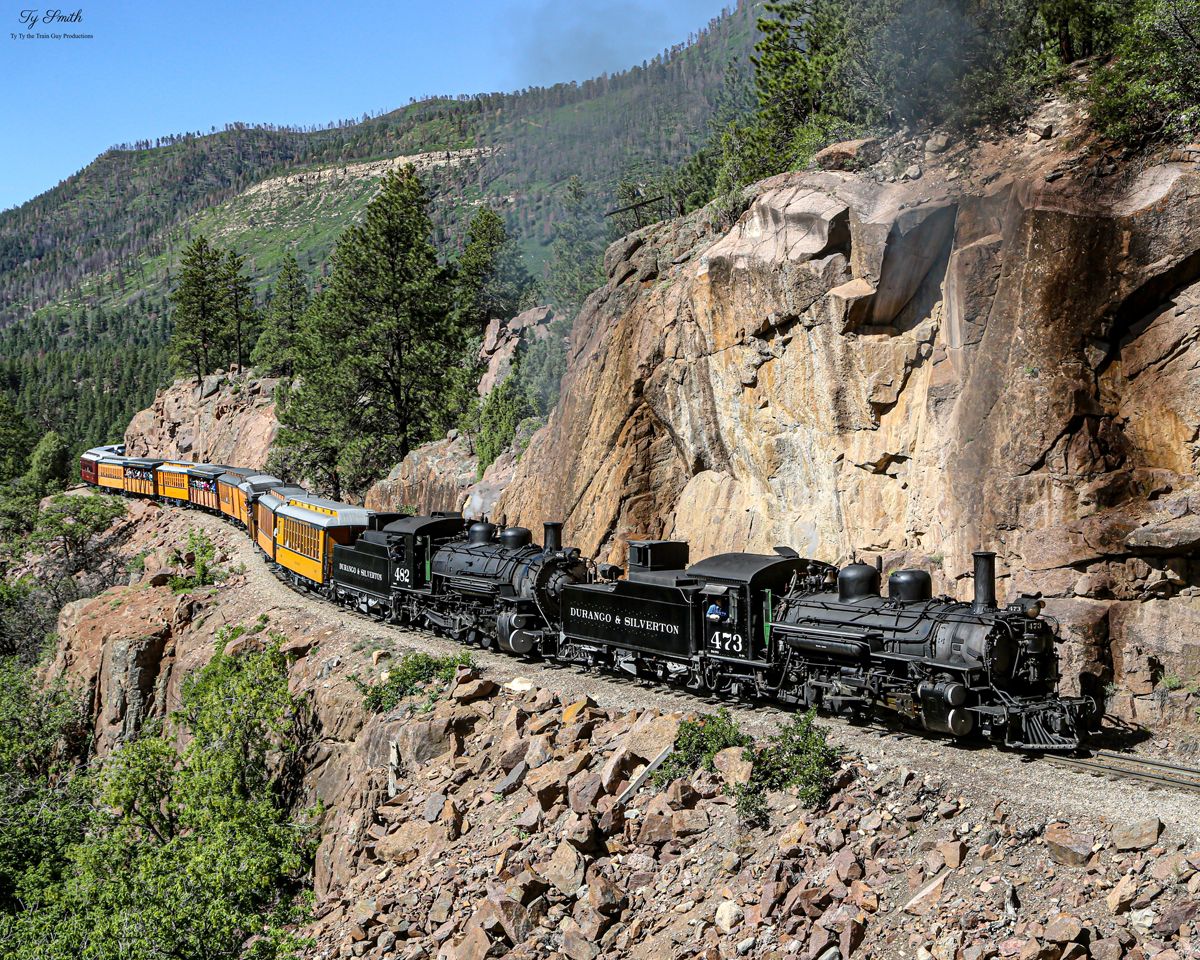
[972,551,997,613]
[543,522,563,553]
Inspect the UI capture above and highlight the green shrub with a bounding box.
[461,374,533,477]
[1083,0,1200,145]
[653,707,753,787]
[351,651,476,713]
[654,707,839,827]
[0,627,318,959]
[753,710,841,801]
[732,712,839,827]
[169,527,221,593]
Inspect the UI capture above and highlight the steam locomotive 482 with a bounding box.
[79,445,1090,752]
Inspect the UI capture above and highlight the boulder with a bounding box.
[904,870,949,916]
[624,712,680,763]
[814,138,882,170]
[568,772,605,813]
[1044,825,1093,867]
[715,900,744,933]
[541,839,586,895]
[1113,817,1162,851]
[1106,873,1137,914]
[712,746,754,785]
[452,678,495,702]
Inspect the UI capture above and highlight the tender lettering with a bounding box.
[568,608,680,635]
[338,562,383,582]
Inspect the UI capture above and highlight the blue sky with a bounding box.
[1,0,729,210]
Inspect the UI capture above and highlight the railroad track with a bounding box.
[1045,750,1200,795]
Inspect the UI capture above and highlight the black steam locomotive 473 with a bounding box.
[329,517,1090,752]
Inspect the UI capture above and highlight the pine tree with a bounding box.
[0,397,35,482]
[457,208,535,329]
[23,429,70,495]
[251,256,308,378]
[275,166,464,499]
[221,249,256,373]
[544,176,606,321]
[169,237,226,381]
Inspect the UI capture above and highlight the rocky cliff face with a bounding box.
[125,368,280,469]
[492,109,1200,716]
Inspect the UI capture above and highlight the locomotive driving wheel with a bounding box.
[701,661,733,697]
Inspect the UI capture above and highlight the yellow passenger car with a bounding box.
[217,468,256,524]
[156,463,191,504]
[123,458,164,497]
[96,456,128,491]
[238,475,287,541]
[253,486,307,560]
[186,465,224,512]
[274,498,372,589]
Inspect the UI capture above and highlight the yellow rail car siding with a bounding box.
[189,481,219,511]
[275,545,325,584]
[276,515,326,584]
[125,477,156,497]
[255,501,276,559]
[218,480,239,518]
[257,526,276,559]
[97,464,124,489]
[159,473,188,499]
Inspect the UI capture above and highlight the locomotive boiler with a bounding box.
[331,515,590,653]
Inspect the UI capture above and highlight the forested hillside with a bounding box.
[0,1,760,458]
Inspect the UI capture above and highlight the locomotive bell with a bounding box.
[838,561,881,602]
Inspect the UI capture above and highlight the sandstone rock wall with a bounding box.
[495,159,1200,715]
[363,434,523,520]
[125,368,280,469]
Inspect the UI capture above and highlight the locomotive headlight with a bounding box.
[1007,595,1043,618]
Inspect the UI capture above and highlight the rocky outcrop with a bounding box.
[125,367,279,468]
[478,305,558,397]
[301,672,1200,960]
[363,433,523,519]
[495,124,1200,711]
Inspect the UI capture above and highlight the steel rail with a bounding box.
[1045,752,1200,795]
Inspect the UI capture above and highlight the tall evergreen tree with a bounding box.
[23,429,70,495]
[169,237,226,382]
[0,398,35,482]
[251,256,309,378]
[544,176,606,321]
[220,249,256,373]
[275,166,463,499]
[457,208,535,329]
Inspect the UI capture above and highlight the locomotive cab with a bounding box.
[687,553,817,668]
[382,512,467,591]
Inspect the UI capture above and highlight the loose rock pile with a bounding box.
[300,672,1200,960]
